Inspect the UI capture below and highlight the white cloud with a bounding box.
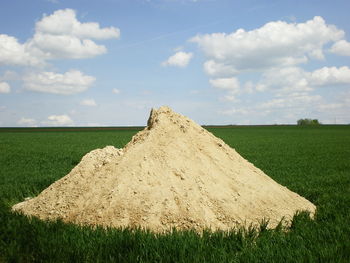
[330,40,350,56]
[0,82,11,93]
[259,67,312,94]
[0,34,43,66]
[203,60,238,77]
[309,66,350,86]
[112,88,120,94]
[17,117,37,127]
[209,77,240,101]
[162,51,193,67]
[30,33,107,59]
[80,98,97,106]
[23,70,95,95]
[256,93,349,124]
[43,114,73,126]
[189,16,350,124]
[215,65,350,123]
[28,9,120,60]
[210,77,240,92]
[0,9,120,66]
[36,9,120,40]
[251,66,350,95]
[191,16,344,76]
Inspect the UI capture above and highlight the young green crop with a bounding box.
[0,125,349,262]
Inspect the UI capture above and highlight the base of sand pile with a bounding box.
[12,106,316,233]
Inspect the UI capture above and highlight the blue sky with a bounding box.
[0,0,349,126]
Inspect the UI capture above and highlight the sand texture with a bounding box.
[12,106,316,232]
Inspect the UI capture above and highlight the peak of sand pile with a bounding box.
[12,106,316,233]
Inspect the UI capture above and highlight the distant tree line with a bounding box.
[297,118,321,125]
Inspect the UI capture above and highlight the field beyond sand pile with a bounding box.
[12,106,316,232]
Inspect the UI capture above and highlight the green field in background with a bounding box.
[1,125,349,262]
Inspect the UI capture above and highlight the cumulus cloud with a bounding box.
[210,77,240,92]
[0,82,11,93]
[191,16,344,76]
[203,60,238,76]
[28,9,120,60]
[209,77,240,101]
[215,65,350,123]
[0,9,120,66]
[23,70,95,95]
[17,117,37,127]
[255,66,350,95]
[330,40,350,56]
[162,51,193,67]
[29,33,107,59]
[257,67,312,94]
[36,9,120,40]
[80,98,97,106]
[0,34,43,66]
[189,16,350,124]
[309,66,350,86]
[43,114,74,126]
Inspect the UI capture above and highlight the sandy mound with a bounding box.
[12,106,316,232]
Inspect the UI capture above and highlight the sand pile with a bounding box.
[12,106,316,232]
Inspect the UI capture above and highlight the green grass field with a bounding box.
[1,125,349,262]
